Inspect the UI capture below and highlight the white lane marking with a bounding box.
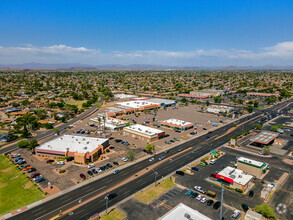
[35,186,106,220]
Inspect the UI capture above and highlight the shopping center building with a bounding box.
[161,118,194,131]
[35,134,109,164]
[123,124,165,142]
[237,157,269,179]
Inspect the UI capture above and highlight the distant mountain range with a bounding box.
[1,63,293,70]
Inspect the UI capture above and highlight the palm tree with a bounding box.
[102,116,106,134]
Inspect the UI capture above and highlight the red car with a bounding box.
[80,173,86,179]
[47,159,54,164]
[30,173,40,179]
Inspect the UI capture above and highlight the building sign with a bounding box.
[230,139,236,146]
[216,174,234,183]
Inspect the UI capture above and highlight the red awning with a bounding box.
[216,174,234,183]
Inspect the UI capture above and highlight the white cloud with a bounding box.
[1,42,293,66]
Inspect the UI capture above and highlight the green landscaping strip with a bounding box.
[100,208,126,220]
[0,155,44,215]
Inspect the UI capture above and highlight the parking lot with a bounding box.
[174,152,286,212]
[120,186,237,220]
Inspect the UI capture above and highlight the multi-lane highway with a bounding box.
[8,99,292,220]
[0,102,100,155]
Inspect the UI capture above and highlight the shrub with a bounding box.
[255,203,277,220]
[59,169,66,174]
[106,149,110,153]
[235,188,243,193]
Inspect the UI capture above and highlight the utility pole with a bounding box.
[220,184,224,220]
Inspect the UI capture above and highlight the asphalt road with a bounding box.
[8,99,292,220]
[0,101,100,155]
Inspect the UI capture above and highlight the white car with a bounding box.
[87,164,95,169]
[231,210,240,219]
[11,154,21,158]
[95,168,102,173]
[149,157,154,162]
[121,157,128,162]
[57,161,65,165]
[194,186,201,191]
[201,197,207,203]
[210,159,216,165]
[196,195,203,200]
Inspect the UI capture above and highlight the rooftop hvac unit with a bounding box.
[184,213,191,219]
[84,147,87,150]
[87,142,89,144]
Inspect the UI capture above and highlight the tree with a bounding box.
[246,106,253,113]
[17,139,29,148]
[252,123,262,130]
[253,101,259,108]
[270,124,283,132]
[255,203,277,220]
[145,143,155,153]
[28,139,39,153]
[206,101,210,106]
[34,109,47,120]
[263,145,271,154]
[213,96,221,103]
[43,123,54,129]
[126,151,135,161]
[21,99,30,106]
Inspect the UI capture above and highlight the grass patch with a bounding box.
[100,208,126,220]
[65,100,86,109]
[134,177,175,203]
[0,155,44,215]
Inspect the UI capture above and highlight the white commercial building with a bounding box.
[207,105,233,114]
[90,117,128,131]
[216,166,253,192]
[160,203,212,220]
[161,118,194,131]
[123,124,165,142]
[114,93,138,100]
[117,100,160,109]
[35,135,109,164]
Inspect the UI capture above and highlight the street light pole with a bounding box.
[152,169,158,187]
[220,184,224,220]
[105,195,108,215]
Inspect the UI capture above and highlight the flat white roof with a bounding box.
[114,93,138,99]
[218,166,253,186]
[91,117,127,126]
[124,124,164,136]
[118,100,157,108]
[160,203,211,220]
[237,157,265,167]
[208,105,233,109]
[147,98,176,105]
[162,118,193,127]
[37,135,108,154]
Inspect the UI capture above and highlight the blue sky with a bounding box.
[1,0,293,66]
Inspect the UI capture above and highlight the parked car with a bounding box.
[11,154,21,158]
[231,210,241,219]
[113,161,119,166]
[164,134,170,137]
[206,136,210,139]
[87,171,93,176]
[23,166,33,171]
[249,190,254,197]
[100,166,105,171]
[210,159,216,165]
[30,173,40,179]
[170,140,175,143]
[191,167,198,171]
[203,128,207,130]
[191,192,199,198]
[92,169,98,174]
[196,195,203,200]
[106,163,113,168]
[33,175,43,181]
[103,165,108,170]
[198,162,206,166]
[178,147,183,152]
[121,157,128,162]
[207,190,216,198]
[201,197,207,203]
[115,139,122,143]
[15,158,23,162]
[113,169,120,174]
[21,164,31,169]
[107,193,117,200]
[159,156,165,161]
[190,132,196,135]
[88,164,95,169]
[57,161,65,165]
[164,149,169,153]
[96,168,102,173]
[174,138,180,141]
[207,200,214,206]
[187,190,193,196]
[181,136,186,139]
[149,157,155,162]
[17,160,26,165]
[27,168,37,173]
[175,171,184,176]
[47,159,54,164]
[80,173,86,179]
[165,141,171,144]
[35,176,45,183]
[213,201,221,210]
